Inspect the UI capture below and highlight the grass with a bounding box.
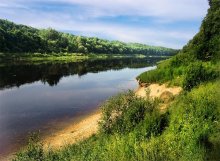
[0,52,160,63]
[137,53,219,88]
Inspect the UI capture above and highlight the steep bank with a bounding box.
[135,84,182,100]
[135,83,182,111]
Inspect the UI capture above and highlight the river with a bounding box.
[0,57,164,158]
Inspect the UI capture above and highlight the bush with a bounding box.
[99,91,159,134]
[134,112,168,140]
[183,62,218,90]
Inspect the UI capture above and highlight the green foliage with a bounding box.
[183,61,218,90]
[99,91,160,134]
[165,82,220,160]
[0,19,176,56]
[182,0,220,61]
[137,0,220,85]
[137,57,187,86]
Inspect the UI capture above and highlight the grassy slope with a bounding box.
[13,1,220,161]
[138,0,220,88]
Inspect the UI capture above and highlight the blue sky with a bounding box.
[0,0,209,49]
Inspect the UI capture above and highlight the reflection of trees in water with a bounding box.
[0,57,166,89]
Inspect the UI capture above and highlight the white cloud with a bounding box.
[52,0,208,20]
[0,0,208,20]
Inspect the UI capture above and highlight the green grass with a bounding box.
[0,52,171,64]
[137,53,219,88]
[0,53,158,64]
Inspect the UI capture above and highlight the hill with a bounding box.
[138,0,220,89]
[0,19,176,56]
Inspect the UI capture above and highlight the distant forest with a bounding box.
[0,19,176,56]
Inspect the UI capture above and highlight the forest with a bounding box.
[0,19,176,56]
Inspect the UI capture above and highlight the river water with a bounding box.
[0,57,163,158]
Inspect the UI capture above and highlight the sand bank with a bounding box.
[43,112,101,150]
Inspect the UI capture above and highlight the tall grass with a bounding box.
[137,53,218,88]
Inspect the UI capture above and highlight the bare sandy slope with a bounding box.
[135,83,182,111]
[135,84,182,99]
[43,112,101,150]
[43,83,182,150]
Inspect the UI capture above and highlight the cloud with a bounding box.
[0,0,209,49]
[50,0,208,20]
[0,0,208,20]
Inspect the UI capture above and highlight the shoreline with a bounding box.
[42,110,101,150]
[1,109,101,161]
[42,83,182,150]
[3,83,182,160]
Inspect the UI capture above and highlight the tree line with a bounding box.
[0,19,176,56]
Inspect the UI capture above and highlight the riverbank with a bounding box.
[42,83,182,150]
[2,82,182,161]
[0,53,154,63]
[42,111,101,150]
[0,59,157,160]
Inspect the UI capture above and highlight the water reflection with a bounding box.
[0,57,164,89]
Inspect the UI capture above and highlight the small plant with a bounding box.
[13,131,44,161]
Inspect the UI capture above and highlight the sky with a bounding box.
[0,0,209,49]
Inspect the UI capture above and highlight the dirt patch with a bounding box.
[135,84,182,99]
[135,83,182,111]
[160,91,174,103]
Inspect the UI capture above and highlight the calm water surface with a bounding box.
[0,57,163,157]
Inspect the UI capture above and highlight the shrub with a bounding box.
[99,91,159,134]
[134,112,168,140]
[183,62,218,90]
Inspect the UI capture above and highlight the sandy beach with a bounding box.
[42,111,101,150]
